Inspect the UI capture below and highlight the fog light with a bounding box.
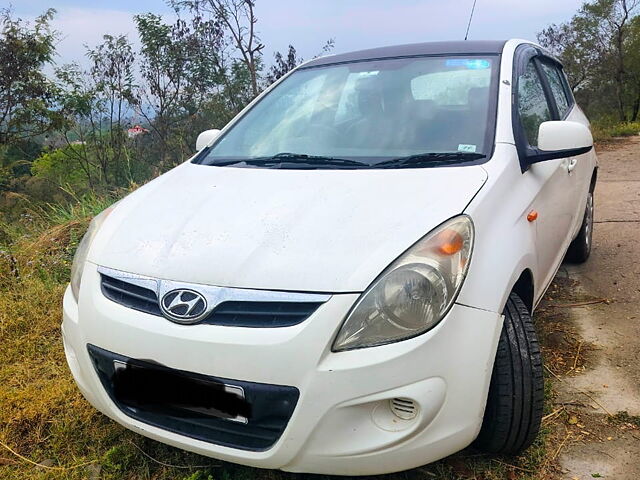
[389,397,418,420]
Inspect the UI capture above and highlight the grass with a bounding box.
[41,190,120,224]
[0,193,564,480]
[591,120,640,143]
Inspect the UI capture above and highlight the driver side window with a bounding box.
[517,60,551,147]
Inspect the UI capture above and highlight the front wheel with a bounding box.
[565,189,594,263]
[475,292,544,454]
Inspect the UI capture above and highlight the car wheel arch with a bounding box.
[490,262,536,316]
[510,268,535,313]
[589,167,598,192]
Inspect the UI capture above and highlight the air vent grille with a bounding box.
[389,397,418,420]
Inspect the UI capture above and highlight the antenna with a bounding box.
[464,0,478,41]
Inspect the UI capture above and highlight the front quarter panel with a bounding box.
[457,143,538,313]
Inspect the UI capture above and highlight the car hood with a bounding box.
[90,162,487,293]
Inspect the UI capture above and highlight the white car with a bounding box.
[63,39,597,475]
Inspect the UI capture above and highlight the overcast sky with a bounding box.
[13,0,584,68]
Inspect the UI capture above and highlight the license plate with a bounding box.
[113,360,249,424]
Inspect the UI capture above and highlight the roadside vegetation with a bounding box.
[591,120,640,142]
[2,0,640,479]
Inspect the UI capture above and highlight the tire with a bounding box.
[475,292,544,454]
[565,189,594,264]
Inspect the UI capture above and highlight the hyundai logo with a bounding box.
[160,289,207,324]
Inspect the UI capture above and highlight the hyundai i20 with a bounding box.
[63,39,597,475]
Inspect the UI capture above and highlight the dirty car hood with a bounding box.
[89,162,487,292]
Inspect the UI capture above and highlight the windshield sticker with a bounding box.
[458,144,477,153]
[445,59,490,70]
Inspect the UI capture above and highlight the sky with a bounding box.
[11,0,585,69]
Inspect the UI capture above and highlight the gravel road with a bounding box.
[554,136,640,479]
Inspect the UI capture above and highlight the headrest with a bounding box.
[355,77,383,116]
[468,87,489,110]
[412,99,437,120]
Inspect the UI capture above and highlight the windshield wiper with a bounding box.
[373,152,486,168]
[212,152,369,169]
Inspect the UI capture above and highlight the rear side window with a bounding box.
[517,61,551,147]
[540,61,570,117]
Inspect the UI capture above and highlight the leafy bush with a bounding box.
[591,121,640,142]
[31,144,94,188]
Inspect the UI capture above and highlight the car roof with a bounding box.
[302,40,509,69]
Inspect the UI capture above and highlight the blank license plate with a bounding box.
[113,360,250,423]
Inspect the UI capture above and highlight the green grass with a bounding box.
[0,193,561,480]
[41,190,119,224]
[591,121,640,143]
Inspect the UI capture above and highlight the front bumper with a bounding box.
[62,263,503,475]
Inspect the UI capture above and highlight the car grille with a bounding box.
[101,274,161,316]
[203,301,322,327]
[100,273,323,327]
[88,344,299,451]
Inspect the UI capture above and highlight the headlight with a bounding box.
[333,215,474,351]
[70,206,115,300]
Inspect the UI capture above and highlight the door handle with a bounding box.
[567,157,578,173]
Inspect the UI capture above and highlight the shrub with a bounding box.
[591,121,640,142]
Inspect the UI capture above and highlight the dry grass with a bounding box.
[0,198,569,480]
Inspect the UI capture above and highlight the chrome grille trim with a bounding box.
[96,265,331,322]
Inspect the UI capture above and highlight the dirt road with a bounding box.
[548,136,640,479]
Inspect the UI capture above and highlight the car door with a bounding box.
[513,54,576,295]
[538,59,592,237]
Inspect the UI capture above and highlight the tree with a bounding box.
[584,0,639,121]
[56,35,136,187]
[266,45,302,85]
[538,20,602,91]
[174,0,264,98]
[538,0,640,121]
[0,8,63,145]
[135,13,225,165]
[265,39,335,86]
[1,0,338,203]
[56,63,100,188]
[87,35,136,183]
[31,144,94,188]
[626,15,640,120]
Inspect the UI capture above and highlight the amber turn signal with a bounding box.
[435,229,464,255]
[527,210,538,222]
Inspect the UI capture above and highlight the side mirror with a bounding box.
[196,129,221,151]
[530,121,593,163]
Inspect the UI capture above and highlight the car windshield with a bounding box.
[197,55,498,168]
